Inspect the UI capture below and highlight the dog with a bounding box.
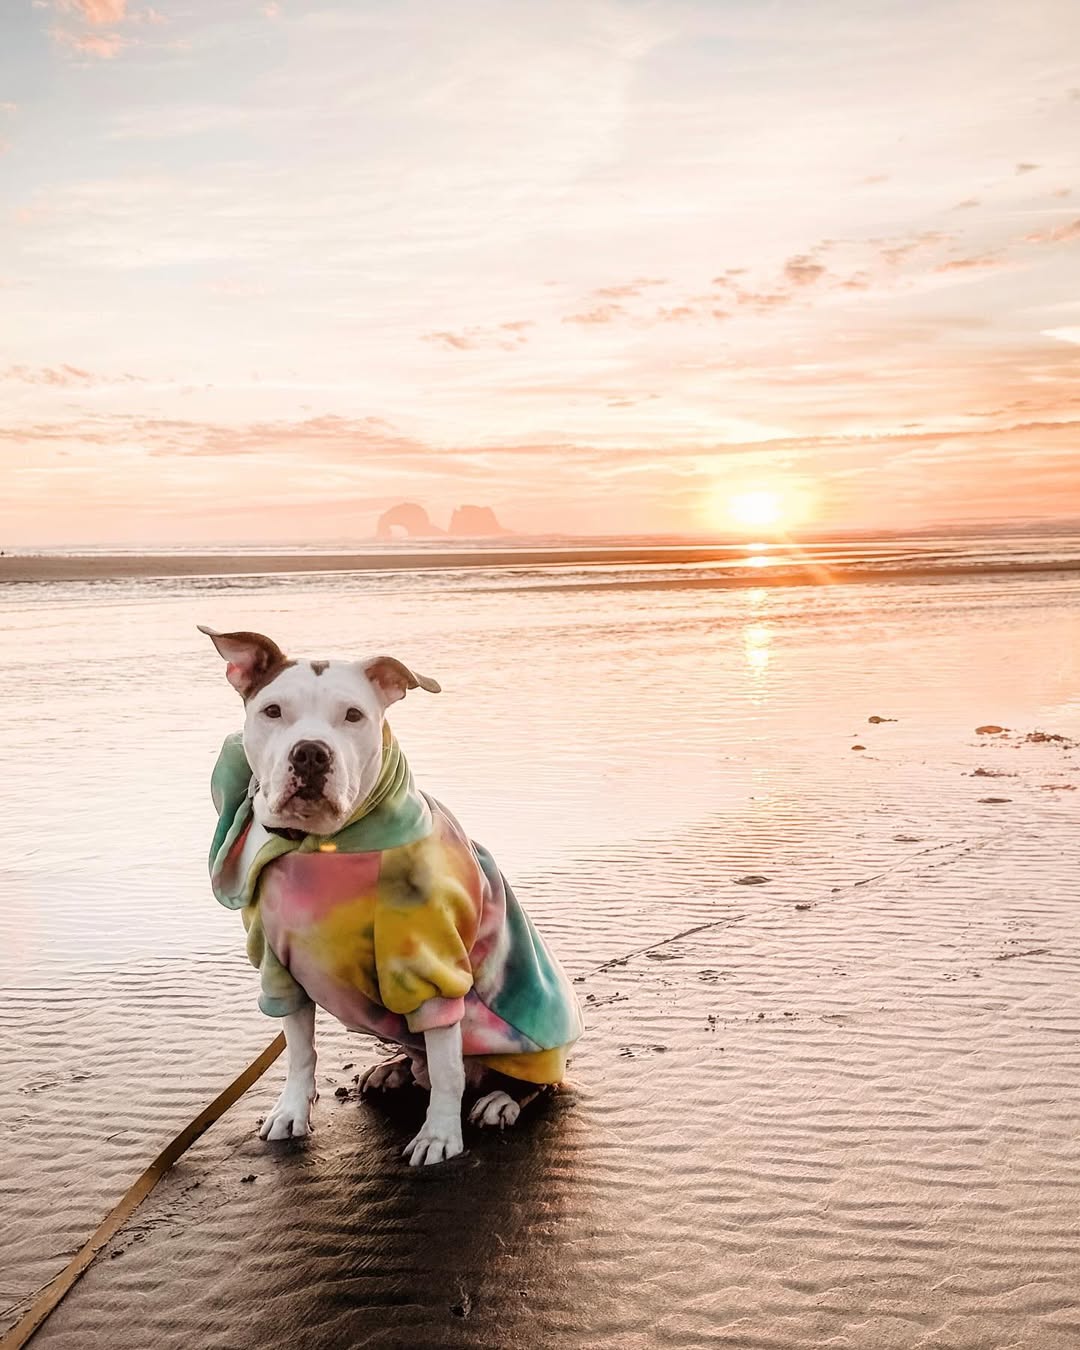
[201,627,583,1166]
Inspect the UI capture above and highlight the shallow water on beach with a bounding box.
[3,555,1080,1347]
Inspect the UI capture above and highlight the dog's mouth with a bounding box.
[263,780,350,831]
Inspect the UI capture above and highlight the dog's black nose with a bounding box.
[290,739,332,776]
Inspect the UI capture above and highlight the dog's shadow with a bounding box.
[242,1084,583,1348]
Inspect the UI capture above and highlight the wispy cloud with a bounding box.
[422,322,534,351]
[0,363,145,386]
[46,0,163,59]
[1024,217,1080,244]
[562,305,625,326]
[783,255,827,286]
[50,28,127,57]
[934,253,1006,273]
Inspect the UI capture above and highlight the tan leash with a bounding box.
[1,1033,286,1350]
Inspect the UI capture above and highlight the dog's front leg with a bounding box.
[259,1002,318,1140]
[402,1023,465,1166]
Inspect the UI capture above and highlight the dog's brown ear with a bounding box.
[363,656,441,707]
[198,625,288,699]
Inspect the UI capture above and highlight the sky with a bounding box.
[1,0,1079,545]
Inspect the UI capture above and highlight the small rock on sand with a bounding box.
[976,724,1008,735]
[978,797,1012,804]
[734,875,770,885]
[1023,730,1076,747]
[851,744,866,751]
[868,715,898,724]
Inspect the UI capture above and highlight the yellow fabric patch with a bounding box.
[479,1047,569,1085]
[373,831,479,1014]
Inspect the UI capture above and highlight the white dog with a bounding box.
[201,627,583,1166]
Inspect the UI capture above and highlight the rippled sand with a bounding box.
[3,565,1079,1347]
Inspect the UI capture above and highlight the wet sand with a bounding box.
[3,566,1080,1348]
[18,734,1080,1349]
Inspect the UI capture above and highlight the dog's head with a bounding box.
[199,626,439,836]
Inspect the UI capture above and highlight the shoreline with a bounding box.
[1,547,1079,586]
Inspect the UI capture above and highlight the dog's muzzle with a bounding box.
[289,739,333,801]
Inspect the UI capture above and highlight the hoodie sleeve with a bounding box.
[372,833,479,1030]
[241,904,312,1018]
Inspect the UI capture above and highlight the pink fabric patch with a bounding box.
[260,849,381,928]
[406,995,466,1033]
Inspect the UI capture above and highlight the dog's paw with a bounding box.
[358,1054,413,1095]
[259,1082,316,1141]
[402,1116,464,1167]
[468,1090,521,1130]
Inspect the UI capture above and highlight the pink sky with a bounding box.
[2,0,1079,544]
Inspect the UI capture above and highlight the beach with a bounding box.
[3,545,1080,1348]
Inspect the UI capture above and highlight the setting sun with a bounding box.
[728,490,784,530]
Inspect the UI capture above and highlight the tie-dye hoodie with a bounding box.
[209,728,583,1084]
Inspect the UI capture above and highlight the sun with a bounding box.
[727,489,784,532]
[706,480,815,536]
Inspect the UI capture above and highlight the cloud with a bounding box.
[0,364,139,386]
[61,0,127,22]
[592,277,667,300]
[784,255,827,286]
[562,304,625,326]
[50,25,127,57]
[878,231,950,266]
[47,0,162,59]
[421,322,533,351]
[934,254,1005,273]
[952,198,980,210]
[1015,162,1041,175]
[1044,328,1080,345]
[1024,217,1080,244]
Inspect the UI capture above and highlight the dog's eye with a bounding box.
[345,708,365,723]
[263,704,282,719]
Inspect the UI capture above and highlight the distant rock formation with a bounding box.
[374,502,510,539]
[375,502,442,539]
[448,504,509,536]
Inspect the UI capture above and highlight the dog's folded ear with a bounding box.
[363,656,441,707]
[198,625,289,699]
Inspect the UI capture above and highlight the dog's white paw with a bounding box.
[468,1090,521,1130]
[358,1054,413,1095]
[403,1115,464,1167]
[259,1081,316,1141]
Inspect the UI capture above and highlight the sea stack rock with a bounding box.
[448,504,508,536]
[375,502,441,539]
